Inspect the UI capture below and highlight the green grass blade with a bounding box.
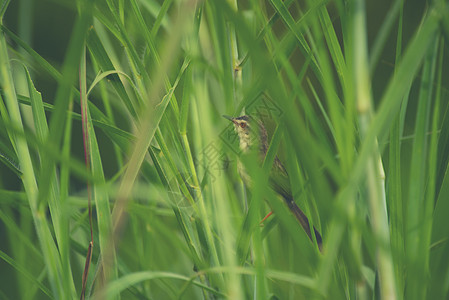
[86,28,138,117]
[405,35,439,300]
[25,66,77,298]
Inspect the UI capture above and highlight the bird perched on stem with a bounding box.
[223,114,322,250]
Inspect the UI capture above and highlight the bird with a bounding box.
[223,114,322,250]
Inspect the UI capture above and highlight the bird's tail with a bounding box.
[285,197,323,251]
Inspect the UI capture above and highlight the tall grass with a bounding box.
[0,0,448,299]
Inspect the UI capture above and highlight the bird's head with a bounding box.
[223,114,267,153]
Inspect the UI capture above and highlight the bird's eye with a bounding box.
[240,122,247,128]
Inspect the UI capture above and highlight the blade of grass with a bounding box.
[105,3,198,297]
[79,45,95,300]
[387,3,405,297]
[25,66,77,298]
[425,38,444,299]
[353,0,396,298]
[86,28,138,118]
[316,6,440,295]
[1,7,67,297]
[405,34,438,300]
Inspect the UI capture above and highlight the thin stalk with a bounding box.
[353,0,396,299]
[79,44,94,300]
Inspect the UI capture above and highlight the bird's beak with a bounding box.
[222,115,236,124]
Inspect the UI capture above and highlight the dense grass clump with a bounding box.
[0,0,448,299]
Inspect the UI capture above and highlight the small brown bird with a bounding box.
[224,114,322,250]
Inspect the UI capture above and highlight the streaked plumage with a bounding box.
[224,114,322,250]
